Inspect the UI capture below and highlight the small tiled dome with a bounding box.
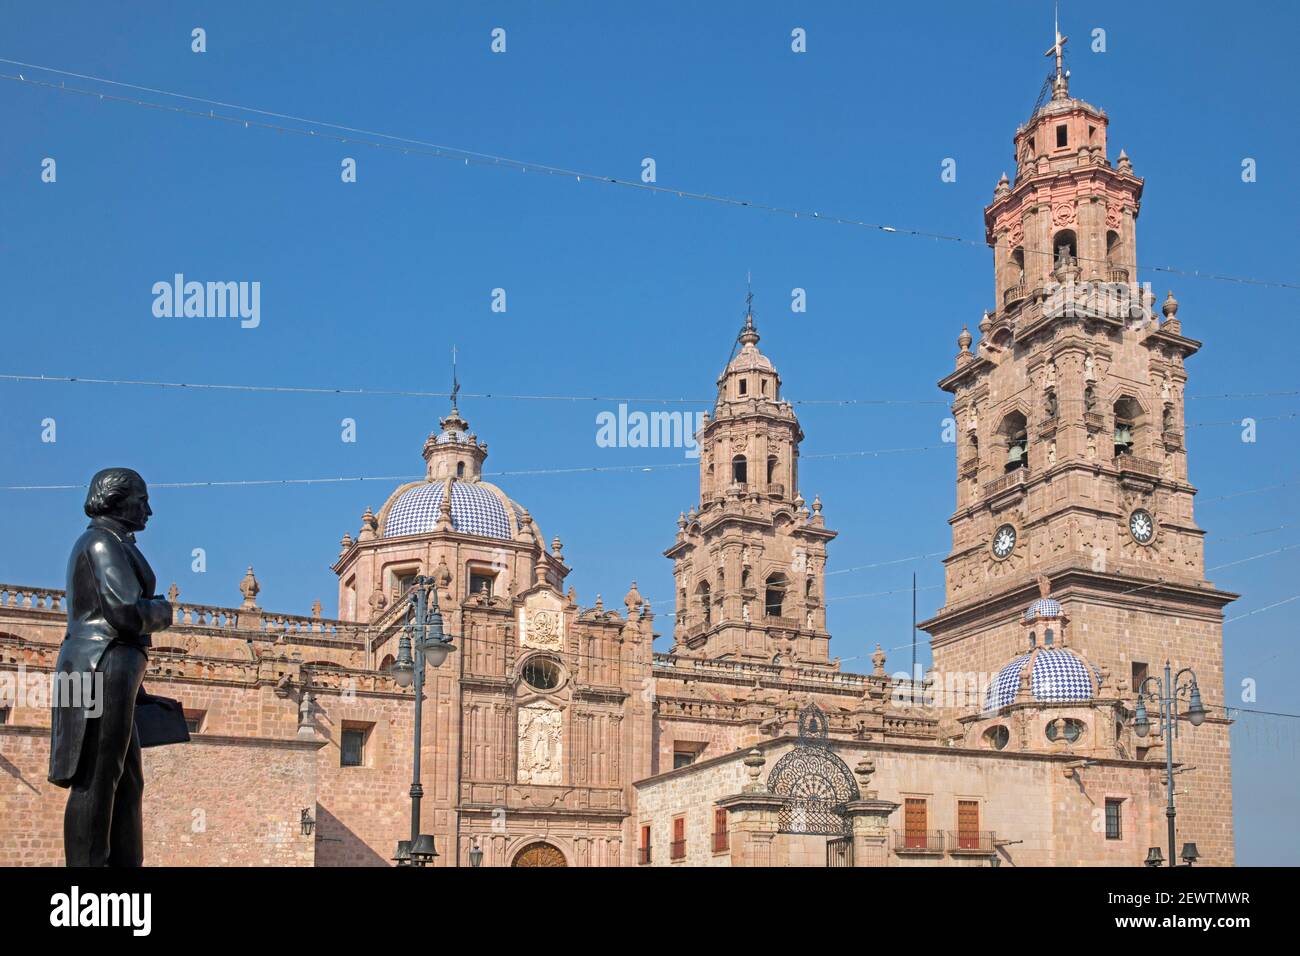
[1023,597,1063,622]
[383,480,515,540]
[984,647,1099,712]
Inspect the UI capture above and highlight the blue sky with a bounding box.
[2,1,1297,864]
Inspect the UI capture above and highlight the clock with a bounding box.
[1129,508,1155,544]
[991,523,1017,560]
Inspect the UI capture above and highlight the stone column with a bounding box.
[842,798,900,867]
[845,755,899,866]
[715,793,784,867]
[715,748,784,867]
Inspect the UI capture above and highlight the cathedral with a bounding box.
[0,38,1235,867]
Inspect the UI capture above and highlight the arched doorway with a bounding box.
[511,841,567,867]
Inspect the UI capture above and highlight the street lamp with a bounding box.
[391,576,457,867]
[1181,842,1200,866]
[469,838,484,868]
[1133,661,1205,868]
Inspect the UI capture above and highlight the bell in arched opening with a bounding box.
[1005,431,1028,472]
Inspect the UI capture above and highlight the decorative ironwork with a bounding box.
[797,700,830,742]
[767,721,860,836]
[827,835,854,867]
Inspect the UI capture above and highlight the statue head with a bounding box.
[84,467,153,532]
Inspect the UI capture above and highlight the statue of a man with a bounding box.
[49,468,173,866]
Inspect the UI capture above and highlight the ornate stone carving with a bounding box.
[519,590,564,650]
[517,701,563,785]
[1052,200,1076,227]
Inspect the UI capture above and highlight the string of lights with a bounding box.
[3,372,1298,410]
[3,61,1298,292]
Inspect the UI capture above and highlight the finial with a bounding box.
[1162,290,1179,320]
[871,643,887,677]
[958,325,972,352]
[239,566,261,609]
[551,535,563,560]
[167,582,180,603]
[739,276,760,346]
[1117,149,1132,174]
[339,531,353,556]
[624,581,643,616]
[812,495,823,515]
[450,344,461,414]
[311,599,322,619]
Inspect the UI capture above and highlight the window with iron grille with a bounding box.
[639,825,651,864]
[671,817,686,860]
[1105,798,1123,839]
[341,727,366,767]
[713,808,729,852]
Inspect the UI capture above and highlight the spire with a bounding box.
[450,344,461,415]
[740,272,760,347]
[1045,2,1070,100]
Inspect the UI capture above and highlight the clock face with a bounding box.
[1129,508,1155,544]
[992,524,1017,559]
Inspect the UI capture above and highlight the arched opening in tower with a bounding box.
[765,572,787,619]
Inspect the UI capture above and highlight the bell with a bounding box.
[1114,425,1132,446]
[1006,444,1025,466]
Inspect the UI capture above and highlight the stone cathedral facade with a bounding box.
[0,47,1235,867]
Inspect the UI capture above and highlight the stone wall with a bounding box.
[0,725,319,866]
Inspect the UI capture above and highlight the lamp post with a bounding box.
[391,576,457,866]
[1133,660,1206,868]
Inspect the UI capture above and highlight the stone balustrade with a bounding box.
[1113,454,1161,478]
[0,583,361,640]
[0,585,65,613]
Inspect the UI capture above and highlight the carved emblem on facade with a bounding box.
[1052,201,1076,227]
[519,590,565,650]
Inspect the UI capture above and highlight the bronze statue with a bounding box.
[48,468,180,866]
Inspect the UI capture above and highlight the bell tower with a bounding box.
[665,299,837,668]
[921,24,1237,863]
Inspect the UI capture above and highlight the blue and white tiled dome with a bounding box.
[1022,597,1063,622]
[382,480,516,540]
[984,648,1100,712]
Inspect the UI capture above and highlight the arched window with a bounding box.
[731,455,747,485]
[764,572,787,618]
[697,581,711,625]
[1106,229,1122,278]
[766,455,778,484]
[456,461,465,478]
[379,654,395,674]
[1052,229,1078,267]
[1084,384,1096,413]
[1045,389,1058,419]
[1001,411,1029,472]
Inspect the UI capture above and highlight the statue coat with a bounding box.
[48,516,173,788]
